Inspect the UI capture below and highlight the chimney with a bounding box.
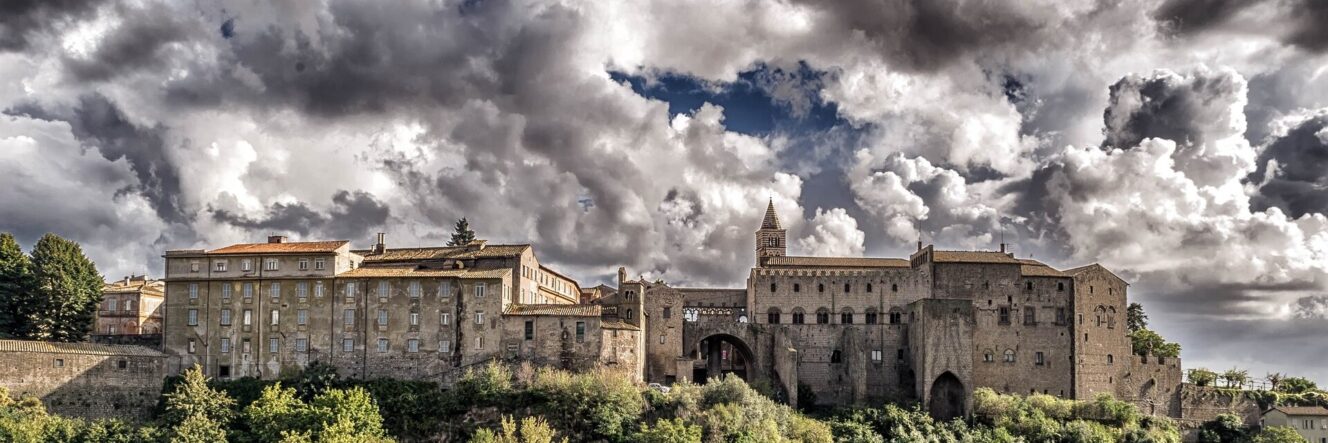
[1000,243,1006,253]
[372,232,386,254]
[123,276,130,285]
[466,239,487,251]
[917,241,923,252]
[267,235,287,244]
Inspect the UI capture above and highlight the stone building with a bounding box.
[161,234,641,383]
[0,339,166,420]
[97,275,165,335]
[637,200,1181,418]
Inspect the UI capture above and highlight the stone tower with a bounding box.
[755,199,786,266]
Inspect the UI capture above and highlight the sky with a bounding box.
[2,0,1328,382]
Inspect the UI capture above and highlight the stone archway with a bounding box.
[928,371,965,420]
[695,333,755,384]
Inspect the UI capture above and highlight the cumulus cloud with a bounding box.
[1250,110,1328,217]
[796,208,865,257]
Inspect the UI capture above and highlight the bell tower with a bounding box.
[755,199,786,266]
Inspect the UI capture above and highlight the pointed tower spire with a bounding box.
[761,198,781,230]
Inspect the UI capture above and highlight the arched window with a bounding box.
[1004,349,1016,363]
[840,308,854,324]
[1107,354,1114,365]
[770,283,777,292]
[791,308,805,324]
[1026,281,1033,290]
[767,307,781,324]
[1095,306,1106,327]
[867,283,873,292]
[815,308,830,324]
[818,283,825,293]
[793,283,801,293]
[625,309,633,320]
[888,307,904,325]
[983,350,995,362]
[891,283,898,292]
[864,308,878,325]
[1107,307,1117,329]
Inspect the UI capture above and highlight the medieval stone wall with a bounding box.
[1071,266,1132,399]
[0,341,165,420]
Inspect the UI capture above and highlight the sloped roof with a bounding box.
[764,256,909,268]
[354,244,529,262]
[1018,259,1070,277]
[601,319,640,331]
[208,241,349,255]
[761,199,782,230]
[0,339,163,357]
[1270,406,1328,416]
[1065,263,1129,285]
[339,266,511,279]
[504,304,602,317]
[104,279,165,296]
[931,250,1021,264]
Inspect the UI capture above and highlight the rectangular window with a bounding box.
[270,310,280,325]
[215,261,227,272]
[1035,351,1045,366]
[188,339,196,354]
[218,365,231,378]
[299,259,309,270]
[475,311,485,324]
[410,312,419,326]
[265,258,279,271]
[897,349,905,362]
[242,338,251,354]
[663,307,671,319]
[1024,307,1036,325]
[344,309,354,325]
[190,260,200,272]
[998,307,1010,325]
[378,309,388,326]
[243,282,253,298]
[297,282,308,299]
[269,338,279,353]
[108,299,118,311]
[407,339,419,353]
[440,312,450,325]
[270,282,280,299]
[220,338,231,353]
[242,309,252,326]
[314,258,325,270]
[187,309,199,326]
[314,281,325,298]
[409,281,421,298]
[342,338,353,352]
[524,320,534,340]
[220,309,232,326]
[871,350,883,362]
[1055,308,1067,325]
[297,309,308,325]
[345,282,356,298]
[241,259,252,271]
[575,321,585,343]
[378,281,389,298]
[439,281,451,298]
[189,283,199,299]
[440,340,451,353]
[476,336,484,349]
[377,338,388,353]
[475,283,486,298]
[659,333,666,344]
[222,283,232,299]
[295,338,308,352]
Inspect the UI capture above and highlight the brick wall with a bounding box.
[0,340,165,420]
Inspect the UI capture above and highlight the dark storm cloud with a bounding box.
[791,0,1047,72]
[0,0,100,51]
[1101,71,1242,150]
[1249,114,1328,217]
[5,94,185,223]
[1292,295,1328,319]
[61,4,195,82]
[211,190,390,241]
[1152,0,1264,36]
[1284,0,1328,52]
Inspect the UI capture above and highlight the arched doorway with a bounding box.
[928,371,965,420]
[694,334,754,384]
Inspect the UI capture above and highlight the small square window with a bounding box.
[54,359,64,368]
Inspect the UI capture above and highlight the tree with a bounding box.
[448,218,476,246]
[471,416,566,443]
[1188,368,1218,387]
[1252,426,1308,443]
[1221,368,1251,389]
[1277,377,1319,394]
[1126,303,1148,332]
[1197,414,1248,443]
[1129,329,1180,358]
[0,233,35,338]
[161,365,235,442]
[1266,373,1285,392]
[27,234,103,341]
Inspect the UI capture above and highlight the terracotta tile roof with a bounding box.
[503,304,601,317]
[103,279,165,297]
[339,266,511,279]
[765,256,909,268]
[1017,259,1070,277]
[931,250,1021,264]
[208,241,348,255]
[1271,406,1328,416]
[354,244,530,262]
[0,339,163,357]
[601,319,640,331]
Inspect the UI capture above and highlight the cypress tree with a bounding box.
[448,217,477,246]
[28,233,104,342]
[0,233,35,338]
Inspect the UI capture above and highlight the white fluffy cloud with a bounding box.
[796,207,865,257]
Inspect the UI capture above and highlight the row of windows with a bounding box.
[996,306,1068,326]
[185,280,487,301]
[103,298,138,312]
[189,336,466,355]
[185,308,460,327]
[766,307,904,325]
[771,282,900,293]
[523,320,587,342]
[191,257,327,273]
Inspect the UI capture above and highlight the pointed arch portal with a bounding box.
[928,371,966,420]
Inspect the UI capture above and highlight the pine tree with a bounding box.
[1126,302,1148,332]
[448,217,477,246]
[28,233,104,342]
[162,365,236,441]
[0,233,35,338]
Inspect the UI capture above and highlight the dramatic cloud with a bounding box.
[3,0,1328,379]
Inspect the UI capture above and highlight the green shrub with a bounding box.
[637,418,703,443]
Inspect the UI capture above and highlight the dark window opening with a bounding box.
[218,365,231,379]
[889,311,902,324]
[524,320,534,340]
[841,311,853,324]
[1023,307,1036,325]
[816,310,829,324]
[792,311,805,324]
[998,307,1010,325]
[865,312,878,324]
[818,283,824,293]
[1057,282,1065,291]
[793,283,801,293]
[831,350,842,363]
[867,283,873,292]
[844,283,851,293]
[770,283,777,292]
[663,307,671,319]
[891,284,898,292]
[117,360,127,369]
[1026,281,1033,290]
[768,308,781,324]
